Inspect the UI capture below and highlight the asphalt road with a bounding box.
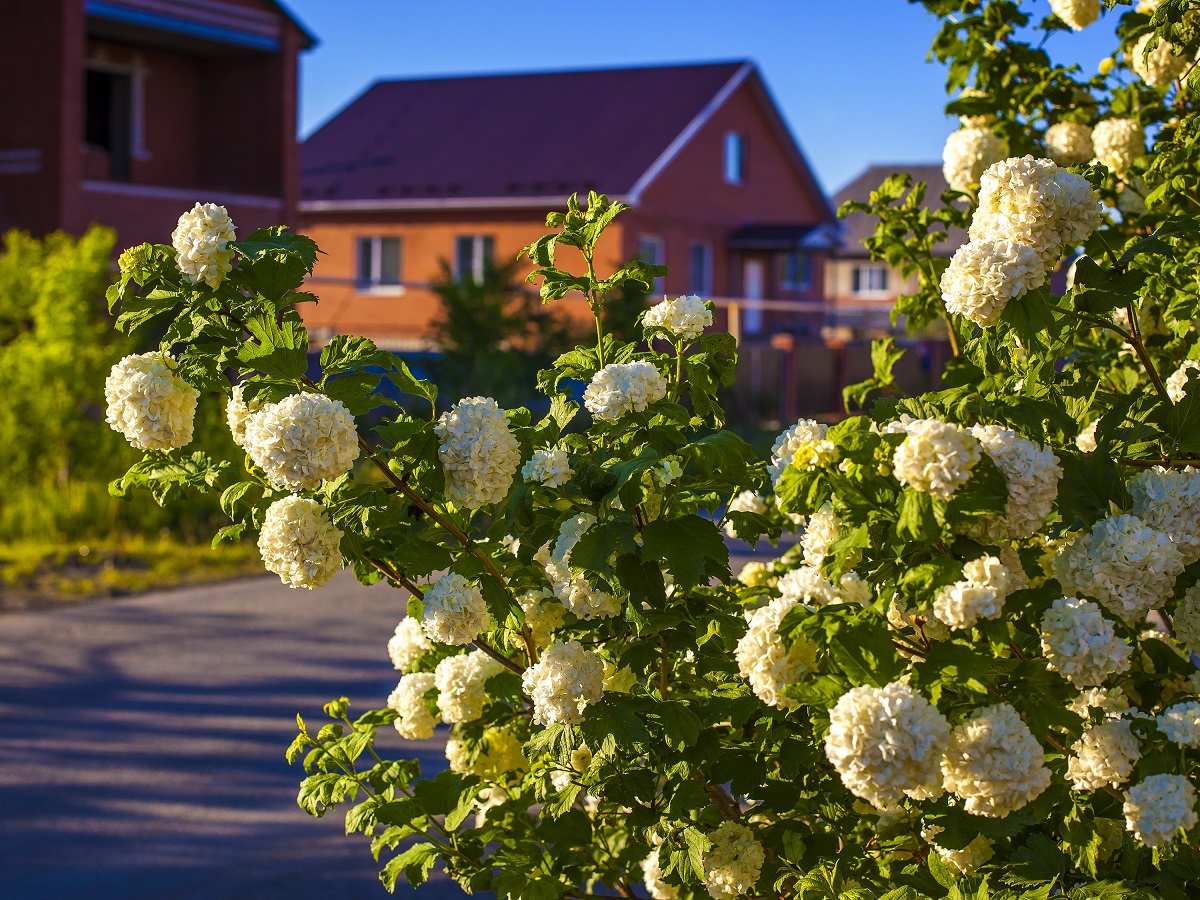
[0,571,456,899]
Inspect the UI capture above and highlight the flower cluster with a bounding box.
[1128,466,1200,563]
[942,126,1007,192]
[778,565,871,608]
[1049,0,1099,30]
[435,396,521,508]
[522,448,572,488]
[243,392,359,491]
[1054,514,1185,625]
[1123,774,1198,848]
[641,850,677,900]
[583,361,668,422]
[642,294,713,341]
[1158,701,1200,747]
[225,383,262,449]
[941,703,1052,817]
[768,418,836,485]
[1067,720,1141,791]
[171,202,236,288]
[1045,121,1094,166]
[969,424,1062,540]
[544,513,621,619]
[105,352,200,451]
[1167,359,1200,402]
[1040,596,1133,687]
[516,588,565,649]
[435,650,506,723]
[387,616,432,671]
[735,595,819,708]
[421,572,490,646]
[521,639,604,726]
[824,682,951,808]
[933,554,1012,631]
[387,672,437,739]
[1175,582,1200,654]
[941,239,1046,326]
[892,418,981,499]
[1092,118,1143,173]
[801,503,843,567]
[445,727,527,780]
[257,496,343,589]
[1130,32,1188,88]
[702,822,764,899]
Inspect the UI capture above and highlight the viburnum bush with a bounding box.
[101,2,1200,897]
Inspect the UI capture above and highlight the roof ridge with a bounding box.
[366,59,751,87]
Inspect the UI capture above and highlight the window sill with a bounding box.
[356,284,406,297]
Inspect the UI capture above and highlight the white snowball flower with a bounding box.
[969,424,1063,539]
[1040,596,1133,688]
[522,448,572,488]
[1045,122,1094,166]
[1054,515,1186,625]
[941,703,1051,817]
[940,239,1046,327]
[435,650,506,723]
[643,294,713,341]
[1124,774,1198,848]
[1093,118,1144,173]
[445,726,527,780]
[104,352,199,451]
[970,156,1103,266]
[1130,32,1189,87]
[923,825,995,875]
[723,490,768,538]
[171,202,236,288]
[735,595,819,708]
[1070,686,1131,719]
[1067,720,1141,791]
[435,396,521,508]
[1050,0,1099,30]
[521,639,604,726]
[387,672,437,740]
[933,555,1012,631]
[1077,419,1099,452]
[1166,359,1200,402]
[544,513,621,619]
[801,503,843,567]
[257,496,343,589]
[641,848,678,900]
[583,361,668,422]
[768,418,837,485]
[421,572,490,646]
[737,560,775,588]
[778,565,870,608]
[702,822,764,899]
[1174,582,1200,654]
[243,392,359,491]
[225,383,264,451]
[824,682,951,808]
[1128,467,1200,563]
[892,418,981,500]
[602,658,638,693]
[942,126,1008,192]
[516,588,566,650]
[1158,702,1200,747]
[387,616,432,670]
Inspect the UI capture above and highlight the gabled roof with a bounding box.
[300,61,828,215]
[833,163,965,258]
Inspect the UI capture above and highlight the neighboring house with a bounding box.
[0,0,314,246]
[298,61,838,350]
[827,163,966,332]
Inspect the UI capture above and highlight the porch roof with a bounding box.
[726,223,840,251]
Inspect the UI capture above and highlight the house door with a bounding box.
[742,258,765,335]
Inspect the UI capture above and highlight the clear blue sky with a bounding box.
[285,0,1122,194]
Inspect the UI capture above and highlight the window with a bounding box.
[780,252,812,290]
[637,235,665,294]
[851,264,889,295]
[688,242,712,295]
[456,235,495,283]
[84,69,133,179]
[356,236,403,290]
[724,132,745,184]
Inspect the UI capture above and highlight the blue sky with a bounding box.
[285,0,1122,193]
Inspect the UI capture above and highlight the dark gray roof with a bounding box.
[832,164,966,259]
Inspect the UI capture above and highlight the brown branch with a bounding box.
[698,775,741,821]
[1124,304,1171,403]
[366,555,424,599]
[1120,457,1200,469]
[471,637,526,676]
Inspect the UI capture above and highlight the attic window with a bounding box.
[724,132,745,185]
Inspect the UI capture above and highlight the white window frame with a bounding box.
[851,263,890,297]
[84,50,149,162]
[688,241,712,296]
[356,235,405,295]
[455,234,495,283]
[724,131,745,185]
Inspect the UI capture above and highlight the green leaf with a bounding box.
[379,841,439,891]
[641,514,730,589]
[237,309,310,380]
[235,226,321,305]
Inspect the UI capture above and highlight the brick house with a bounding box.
[298,61,838,350]
[0,0,313,246]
